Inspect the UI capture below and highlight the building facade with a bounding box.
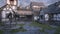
[30,2,45,21]
[40,1,60,25]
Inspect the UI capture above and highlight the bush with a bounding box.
[30,21,53,30]
[0,30,4,34]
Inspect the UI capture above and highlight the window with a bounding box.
[58,5,60,8]
[7,0,10,4]
[3,8,6,10]
[14,0,16,5]
[53,14,60,21]
[40,15,43,19]
[34,16,39,20]
[45,14,49,21]
[56,14,60,20]
[33,6,40,8]
[11,6,16,9]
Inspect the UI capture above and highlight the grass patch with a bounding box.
[11,27,27,33]
[54,26,60,34]
[19,27,27,32]
[18,24,25,27]
[39,29,48,34]
[0,22,4,26]
[44,32,48,34]
[39,28,45,32]
[30,22,53,30]
[10,29,20,33]
[0,30,4,34]
[11,24,26,33]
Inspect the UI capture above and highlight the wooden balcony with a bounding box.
[17,10,33,15]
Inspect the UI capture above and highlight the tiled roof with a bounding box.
[44,1,60,14]
[31,2,45,6]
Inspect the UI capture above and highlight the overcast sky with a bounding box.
[18,0,60,7]
[0,0,60,7]
[0,0,6,7]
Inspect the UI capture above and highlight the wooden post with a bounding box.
[48,13,52,24]
[0,8,2,23]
